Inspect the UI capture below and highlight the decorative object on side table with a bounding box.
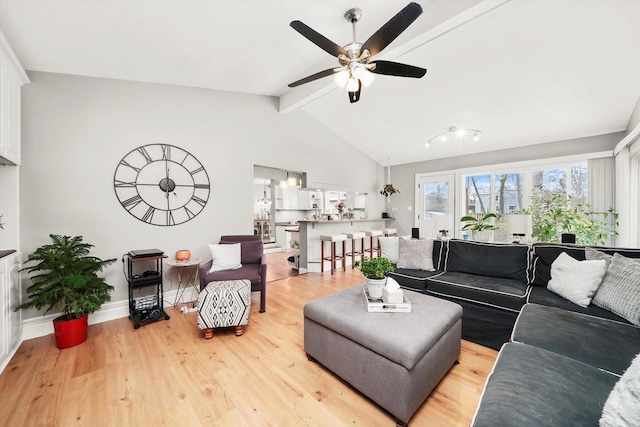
[15,235,116,349]
[175,249,191,261]
[354,256,394,299]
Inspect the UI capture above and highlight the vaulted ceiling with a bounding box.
[1,0,639,165]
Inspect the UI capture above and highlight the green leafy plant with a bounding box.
[15,235,117,319]
[0,214,4,229]
[353,257,395,279]
[380,184,400,197]
[530,192,618,245]
[460,213,502,231]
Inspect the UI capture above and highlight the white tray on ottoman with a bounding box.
[303,285,462,426]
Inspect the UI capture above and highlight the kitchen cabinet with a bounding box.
[0,251,22,373]
[276,187,314,210]
[0,33,30,165]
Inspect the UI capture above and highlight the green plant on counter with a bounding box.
[0,214,4,229]
[530,192,618,245]
[354,257,395,279]
[460,213,501,231]
[15,234,117,319]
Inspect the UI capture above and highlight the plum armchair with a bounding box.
[199,235,267,313]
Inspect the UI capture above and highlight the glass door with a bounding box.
[418,174,455,239]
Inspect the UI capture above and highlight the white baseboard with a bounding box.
[21,287,200,341]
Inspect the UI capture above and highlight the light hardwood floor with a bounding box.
[0,268,497,426]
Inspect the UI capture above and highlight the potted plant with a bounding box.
[380,184,400,198]
[530,192,618,245]
[15,235,116,349]
[460,213,501,242]
[354,256,395,299]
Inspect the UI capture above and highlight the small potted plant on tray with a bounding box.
[354,257,395,299]
[15,234,116,349]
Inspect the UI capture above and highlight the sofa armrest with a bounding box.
[199,260,213,290]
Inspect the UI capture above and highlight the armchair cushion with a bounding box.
[220,238,263,264]
[208,243,242,273]
[204,264,262,291]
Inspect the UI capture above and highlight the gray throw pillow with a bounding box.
[585,247,614,269]
[600,352,640,427]
[397,238,434,271]
[592,253,640,326]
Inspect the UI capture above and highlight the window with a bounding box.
[424,182,449,214]
[460,162,588,242]
[464,174,490,215]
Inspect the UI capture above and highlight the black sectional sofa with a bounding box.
[389,239,640,349]
[388,239,640,426]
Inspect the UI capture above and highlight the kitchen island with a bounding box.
[298,218,395,273]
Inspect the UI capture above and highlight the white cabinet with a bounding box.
[0,31,30,165]
[0,252,22,373]
[276,187,302,210]
[297,191,313,210]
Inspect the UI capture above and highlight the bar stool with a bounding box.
[383,228,397,237]
[321,234,347,275]
[363,230,383,259]
[345,231,366,268]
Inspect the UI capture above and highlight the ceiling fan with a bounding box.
[288,2,427,103]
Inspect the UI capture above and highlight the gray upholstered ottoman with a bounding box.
[304,285,462,426]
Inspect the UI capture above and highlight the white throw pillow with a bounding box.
[547,252,607,307]
[600,352,640,427]
[378,236,399,264]
[397,238,435,271]
[208,243,242,273]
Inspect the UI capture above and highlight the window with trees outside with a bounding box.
[463,163,588,242]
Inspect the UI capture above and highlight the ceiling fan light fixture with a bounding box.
[334,69,349,87]
[288,2,426,103]
[346,77,360,92]
[360,69,375,87]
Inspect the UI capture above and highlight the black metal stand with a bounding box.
[125,253,170,329]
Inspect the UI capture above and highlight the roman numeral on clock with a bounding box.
[137,146,153,164]
[121,195,142,210]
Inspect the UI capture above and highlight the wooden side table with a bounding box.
[167,258,203,306]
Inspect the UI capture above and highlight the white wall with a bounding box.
[19,71,381,321]
[387,132,624,236]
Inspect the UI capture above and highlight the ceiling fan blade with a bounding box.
[348,79,362,103]
[290,20,347,57]
[288,68,339,88]
[361,2,423,57]
[370,60,426,78]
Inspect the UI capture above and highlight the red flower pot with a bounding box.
[53,314,88,349]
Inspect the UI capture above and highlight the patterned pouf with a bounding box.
[197,279,251,338]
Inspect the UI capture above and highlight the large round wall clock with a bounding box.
[114,144,210,226]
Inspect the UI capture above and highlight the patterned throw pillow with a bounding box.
[397,238,434,271]
[592,253,640,326]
